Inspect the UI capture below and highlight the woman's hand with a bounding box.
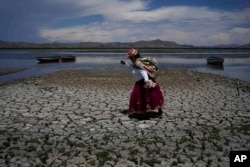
[144,80,156,88]
[120,60,126,65]
[144,81,150,88]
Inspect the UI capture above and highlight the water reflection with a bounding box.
[0,51,250,83]
[206,64,224,70]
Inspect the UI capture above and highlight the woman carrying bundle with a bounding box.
[120,48,164,116]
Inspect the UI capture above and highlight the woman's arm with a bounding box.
[139,70,149,82]
[121,60,152,86]
[121,60,133,71]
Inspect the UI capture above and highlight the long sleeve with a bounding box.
[139,70,149,82]
[124,61,149,82]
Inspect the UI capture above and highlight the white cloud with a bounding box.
[56,0,148,19]
[39,0,250,45]
[40,26,108,42]
[208,28,250,45]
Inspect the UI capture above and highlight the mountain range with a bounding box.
[0,39,249,49]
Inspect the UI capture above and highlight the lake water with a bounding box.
[0,49,250,84]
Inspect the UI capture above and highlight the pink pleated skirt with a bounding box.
[128,79,164,114]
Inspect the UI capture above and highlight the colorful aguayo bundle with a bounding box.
[135,57,159,78]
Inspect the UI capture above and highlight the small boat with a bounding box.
[37,55,76,63]
[207,56,224,65]
[37,56,60,63]
[59,55,76,62]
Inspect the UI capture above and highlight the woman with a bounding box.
[121,48,164,116]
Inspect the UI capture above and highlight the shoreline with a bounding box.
[0,68,25,76]
[0,69,249,166]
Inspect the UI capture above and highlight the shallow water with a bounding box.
[0,49,249,84]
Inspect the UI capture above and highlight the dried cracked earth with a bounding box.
[0,69,249,167]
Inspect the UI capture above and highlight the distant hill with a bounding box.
[0,39,189,49]
[0,39,249,49]
[241,43,250,48]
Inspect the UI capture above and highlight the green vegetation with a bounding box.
[96,150,113,165]
[129,149,139,156]
[75,142,85,148]
[144,158,161,166]
[25,145,37,152]
[233,124,250,135]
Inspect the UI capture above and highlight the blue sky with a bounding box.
[0,0,249,46]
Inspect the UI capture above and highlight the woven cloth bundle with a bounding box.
[135,57,159,78]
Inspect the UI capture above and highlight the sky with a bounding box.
[0,0,250,46]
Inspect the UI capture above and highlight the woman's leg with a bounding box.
[158,108,163,115]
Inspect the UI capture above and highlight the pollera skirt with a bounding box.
[128,79,164,114]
